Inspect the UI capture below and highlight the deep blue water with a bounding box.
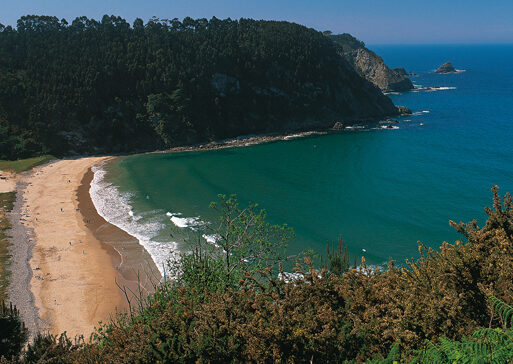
[94,45,513,269]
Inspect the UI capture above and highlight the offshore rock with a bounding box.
[396,105,412,115]
[435,62,457,73]
[332,121,344,130]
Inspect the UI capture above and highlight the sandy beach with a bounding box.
[0,171,17,193]
[7,157,160,338]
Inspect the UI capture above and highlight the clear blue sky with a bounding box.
[2,0,512,44]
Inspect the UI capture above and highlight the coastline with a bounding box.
[156,130,329,154]
[4,125,394,337]
[143,117,411,156]
[7,157,159,338]
[78,167,161,304]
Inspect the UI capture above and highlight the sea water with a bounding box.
[91,44,513,271]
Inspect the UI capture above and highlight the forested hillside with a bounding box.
[0,15,398,160]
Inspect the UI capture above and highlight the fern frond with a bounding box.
[488,294,513,328]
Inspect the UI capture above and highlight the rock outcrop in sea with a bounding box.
[435,61,457,73]
[329,34,414,92]
[396,105,412,115]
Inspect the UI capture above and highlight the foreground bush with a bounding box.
[5,187,513,362]
[0,301,27,361]
[416,295,513,363]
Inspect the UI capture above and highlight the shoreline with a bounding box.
[138,117,409,156]
[156,130,330,154]
[78,167,161,303]
[4,125,393,337]
[6,157,159,338]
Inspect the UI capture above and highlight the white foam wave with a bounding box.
[380,125,399,130]
[202,234,222,249]
[345,125,366,130]
[170,216,204,229]
[283,131,319,140]
[283,134,303,140]
[413,84,456,92]
[426,86,456,92]
[278,272,304,283]
[90,164,177,276]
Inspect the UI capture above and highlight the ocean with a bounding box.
[90,44,513,273]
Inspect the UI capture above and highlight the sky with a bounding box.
[1,0,513,44]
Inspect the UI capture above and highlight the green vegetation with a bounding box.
[328,33,366,53]
[0,301,27,360]
[2,187,513,362]
[0,156,54,173]
[0,15,396,160]
[416,295,513,362]
[0,192,15,301]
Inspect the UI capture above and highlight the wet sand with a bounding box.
[78,168,161,311]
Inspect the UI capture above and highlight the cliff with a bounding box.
[329,34,414,92]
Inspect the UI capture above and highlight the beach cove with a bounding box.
[7,157,160,338]
[95,44,513,270]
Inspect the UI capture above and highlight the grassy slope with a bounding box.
[0,155,54,173]
[0,156,52,300]
[0,192,16,301]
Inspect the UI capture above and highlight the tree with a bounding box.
[0,301,28,360]
[208,194,294,281]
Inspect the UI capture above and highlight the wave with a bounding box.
[413,84,456,92]
[90,163,178,275]
[345,125,366,130]
[202,234,222,249]
[380,125,399,130]
[425,86,457,92]
[283,131,320,140]
[170,215,205,229]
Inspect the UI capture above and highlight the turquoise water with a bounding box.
[94,45,513,268]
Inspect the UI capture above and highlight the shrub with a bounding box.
[0,301,28,360]
[22,332,82,363]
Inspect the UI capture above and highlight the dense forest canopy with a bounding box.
[328,33,366,53]
[0,15,396,159]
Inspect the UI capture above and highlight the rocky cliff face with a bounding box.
[329,34,413,92]
[343,48,414,92]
